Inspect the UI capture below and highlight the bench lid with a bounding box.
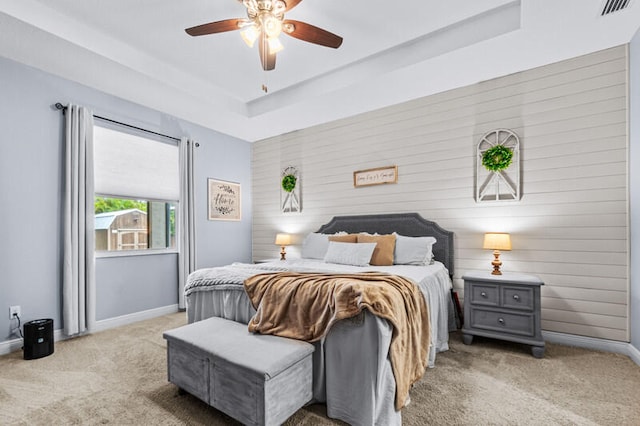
[163,317,314,379]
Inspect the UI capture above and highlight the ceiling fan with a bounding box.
[185,0,343,71]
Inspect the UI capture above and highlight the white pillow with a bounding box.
[393,233,437,265]
[323,241,377,267]
[301,233,330,259]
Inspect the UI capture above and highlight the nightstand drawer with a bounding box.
[469,283,499,307]
[469,308,535,337]
[502,286,534,311]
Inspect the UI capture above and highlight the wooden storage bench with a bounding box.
[163,316,314,426]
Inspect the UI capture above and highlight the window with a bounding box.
[93,125,179,253]
[94,197,176,251]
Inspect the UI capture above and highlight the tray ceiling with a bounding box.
[1,0,639,141]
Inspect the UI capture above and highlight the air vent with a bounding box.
[601,0,631,15]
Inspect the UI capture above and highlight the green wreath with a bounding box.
[482,145,513,172]
[281,174,297,192]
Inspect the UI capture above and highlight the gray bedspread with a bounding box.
[185,259,452,426]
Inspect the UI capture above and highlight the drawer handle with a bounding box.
[481,292,487,298]
[513,295,520,301]
[498,318,505,325]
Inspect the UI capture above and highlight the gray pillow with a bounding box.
[301,233,330,259]
[393,233,437,265]
[323,241,377,267]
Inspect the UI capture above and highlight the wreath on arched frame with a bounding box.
[476,129,520,202]
[482,144,513,172]
[281,173,297,192]
[281,166,301,213]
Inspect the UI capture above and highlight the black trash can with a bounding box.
[23,318,54,360]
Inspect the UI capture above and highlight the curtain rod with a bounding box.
[54,103,198,146]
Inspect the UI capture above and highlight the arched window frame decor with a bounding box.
[281,166,301,213]
[475,129,521,202]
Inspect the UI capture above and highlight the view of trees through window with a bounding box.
[95,197,148,214]
[95,196,176,252]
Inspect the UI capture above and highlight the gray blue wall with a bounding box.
[630,32,640,352]
[0,57,252,342]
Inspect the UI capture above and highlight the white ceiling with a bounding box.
[1,0,639,141]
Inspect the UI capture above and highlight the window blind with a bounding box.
[94,125,179,201]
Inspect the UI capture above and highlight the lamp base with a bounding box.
[491,250,502,275]
[280,246,286,261]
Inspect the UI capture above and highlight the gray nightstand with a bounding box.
[462,271,545,358]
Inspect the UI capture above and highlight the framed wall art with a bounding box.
[353,165,398,187]
[208,178,241,221]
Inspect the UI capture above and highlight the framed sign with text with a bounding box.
[208,178,241,221]
[353,166,398,188]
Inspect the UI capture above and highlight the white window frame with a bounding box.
[93,124,180,258]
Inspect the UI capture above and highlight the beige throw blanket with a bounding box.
[243,272,430,410]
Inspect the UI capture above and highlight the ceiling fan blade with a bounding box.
[282,20,343,49]
[258,32,276,71]
[283,0,303,11]
[185,18,245,36]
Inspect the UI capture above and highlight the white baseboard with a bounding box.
[0,304,179,357]
[0,336,24,356]
[628,342,640,366]
[93,304,179,333]
[543,330,640,367]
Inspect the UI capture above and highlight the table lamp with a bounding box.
[275,233,291,261]
[483,233,511,275]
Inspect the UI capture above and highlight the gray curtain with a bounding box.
[178,137,197,309]
[62,105,96,336]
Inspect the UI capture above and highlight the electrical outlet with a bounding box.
[9,305,21,319]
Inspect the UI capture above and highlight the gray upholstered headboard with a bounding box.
[316,212,454,276]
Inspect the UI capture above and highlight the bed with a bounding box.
[184,213,454,426]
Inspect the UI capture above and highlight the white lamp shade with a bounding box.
[275,233,291,246]
[240,26,258,47]
[483,233,512,251]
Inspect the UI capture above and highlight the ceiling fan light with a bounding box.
[262,14,282,38]
[267,37,284,53]
[240,25,259,47]
[282,22,295,34]
[273,0,286,14]
[243,0,258,11]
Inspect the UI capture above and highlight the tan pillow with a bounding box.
[357,234,396,266]
[329,234,358,243]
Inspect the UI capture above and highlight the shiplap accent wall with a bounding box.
[252,46,629,342]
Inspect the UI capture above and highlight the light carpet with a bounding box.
[0,312,638,425]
